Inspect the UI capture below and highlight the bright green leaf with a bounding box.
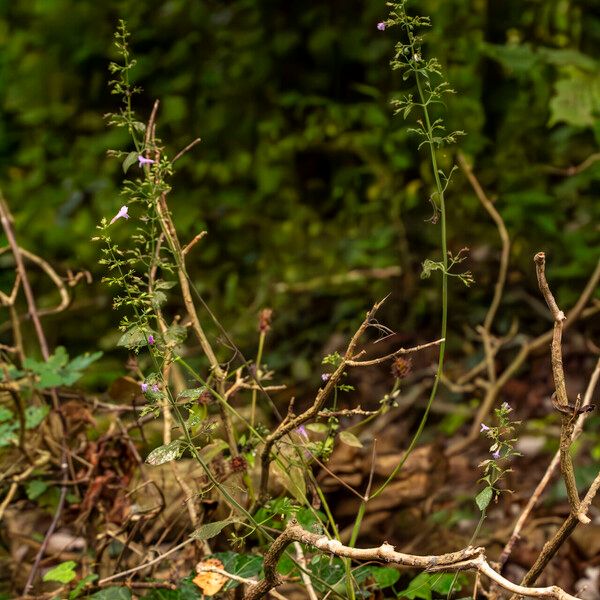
[43,560,77,584]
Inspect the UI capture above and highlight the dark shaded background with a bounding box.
[0,0,598,388]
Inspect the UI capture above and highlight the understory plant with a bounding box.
[4,1,598,599]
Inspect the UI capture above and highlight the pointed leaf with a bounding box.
[122,151,138,174]
[339,431,363,448]
[146,440,184,465]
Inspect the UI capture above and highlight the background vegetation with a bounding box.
[1,1,600,598]
[1,0,598,385]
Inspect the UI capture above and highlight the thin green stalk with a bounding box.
[446,509,487,599]
[251,330,266,427]
[348,71,449,547]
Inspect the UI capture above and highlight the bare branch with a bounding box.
[243,522,580,600]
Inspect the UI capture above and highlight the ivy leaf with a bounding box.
[339,431,363,448]
[43,560,77,583]
[475,486,494,511]
[146,440,185,465]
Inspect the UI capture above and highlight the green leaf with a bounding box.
[177,388,207,401]
[154,280,178,290]
[122,151,138,174]
[25,404,49,429]
[164,323,188,346]
[369,566,400,588]
[69,573,98,599]
[0,407,14,422]
[197,440,229,463]
[26,479,49,500]
[43,560,77,584]
[146,440,185,465]
[117,325,149,350]
[91,587,132,600]
[397,572,432,600]
[191,518,234,540]
[548,70,600,128]
[209,552,263,592]
[339,431,363,448]
[0,422,17,448]
[475,486,494,511]
[68,351,103,373]
[430,572,467,595]
[306,423,328,434]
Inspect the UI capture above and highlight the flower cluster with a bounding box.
[477,402,521,507]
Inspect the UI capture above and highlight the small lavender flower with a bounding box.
[138,155,155,167]
[141,382,148,393]
[492,449,501,460]
[109,205,129,225]
[151,384,159,393]
[377,21,386,31]
[501,402,512,412]
[480,423,490,432]
[296,425,309,440]
[321,373,331,382]
[148,334,155,345]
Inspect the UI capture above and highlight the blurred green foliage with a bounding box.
[0,0,598,384]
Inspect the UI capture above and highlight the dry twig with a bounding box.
[243,522,580,600]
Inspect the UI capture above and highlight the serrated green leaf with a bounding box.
[151,290,167,309]
[191,518,234,540]
[177,387,206,400]
[43,560,77,584]
[91,587,132,600]
[475,486,494,511]
[339,431,363,448]
[146,440,184,465]
[117,325,149,349]
[26,479,48,500]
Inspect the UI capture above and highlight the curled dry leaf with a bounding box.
[193,558,227,596]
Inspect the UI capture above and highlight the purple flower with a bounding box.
[480,423,490,432]
[501,402,512,412]
[321,373,331,382]
[151,384,159,393]
[109,205,129,225]
[296,425,309,440]
[141,382,148,393]
[492,449,501,460]
[377,21,386,31]
[148,334,155,345]
[138,155,155,167]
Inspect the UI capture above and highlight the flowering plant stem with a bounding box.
[348,62,449,565]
